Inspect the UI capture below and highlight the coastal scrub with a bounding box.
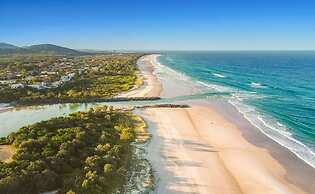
[0,106,140,194]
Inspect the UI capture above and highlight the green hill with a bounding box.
[0,43,87,55]
[0,42,19,49]
[26,44,83,55]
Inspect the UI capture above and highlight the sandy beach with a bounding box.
[133,55,315,194]
[118,55,162,98]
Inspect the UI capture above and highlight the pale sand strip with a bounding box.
[118,55,161,98]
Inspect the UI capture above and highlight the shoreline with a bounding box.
[208,98,315,193]
[117,55,162,98]
[0,54,314,193]
[138,54,315,194]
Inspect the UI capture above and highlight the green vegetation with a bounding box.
[0,54,141,104]
[25,44,84,55]
[0,106,141,194]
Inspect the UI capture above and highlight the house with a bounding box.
[27,82,47,90]
[41,71,57,75]
[28,85,44,90]
[52,81,62,88]
[61,75,71,82]
[40,75,48,78]
[11,83,25,89]
[47,71,57,75]
[0,80,16,85]
[61,73,75,82]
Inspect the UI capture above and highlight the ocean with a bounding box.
[157,51,315,168]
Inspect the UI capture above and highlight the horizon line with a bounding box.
[2,41,315,52]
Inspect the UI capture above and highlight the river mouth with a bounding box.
[0,91,227,137]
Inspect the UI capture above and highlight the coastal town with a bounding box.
[0,54,140,104]
[0,57,90,90]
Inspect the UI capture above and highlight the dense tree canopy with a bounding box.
[0,106,139,194]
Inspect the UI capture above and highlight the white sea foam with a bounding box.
[196,81,232,93]
[212,73,226,78]
[229,98,315,168]
[153,56,211,97]
[154,58,190,82]
[277,122,284,127]
[155,54,315,169]
[250,82,266,88]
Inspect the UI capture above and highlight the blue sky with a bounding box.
[1,0,315,50]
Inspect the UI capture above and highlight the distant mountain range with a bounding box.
[0,43,87,55]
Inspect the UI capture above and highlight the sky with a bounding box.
[1,0,315,50]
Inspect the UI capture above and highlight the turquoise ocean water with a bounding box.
[158,51,315,168]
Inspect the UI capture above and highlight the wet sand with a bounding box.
[135,55,315,194]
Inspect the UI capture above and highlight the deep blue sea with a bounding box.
[158,51,315,168]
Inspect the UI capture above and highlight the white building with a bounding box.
[27,82,47,90]
[47,71,57,75]
[61,75,71,82]
[28,85,44,90]
[11,83,25,89]
[61,73,75,82]
[52,81,62,88]
[0,80,16,85]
